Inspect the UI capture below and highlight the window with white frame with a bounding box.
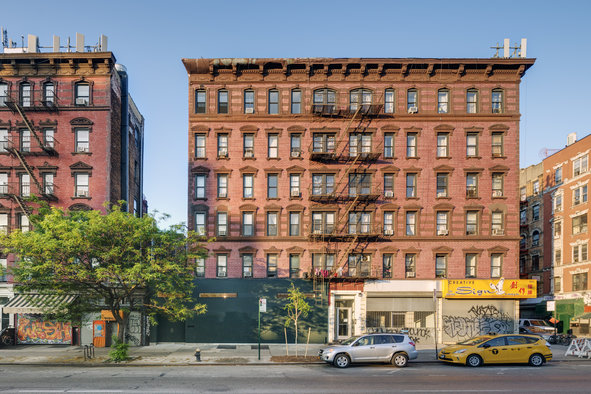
[19,214,30,232]
[466,173,478,198]
[573,184,588,206]
[466,89,478,113]
[216,254,227,277]
[20,82,31,107]
[384,89,395,113]
[555,167,562,184]
[532,230,540,246]
[533,180,540,195]
[383,211,394,235]
[555,249,562,265]
[218,90,229,114]
[490,253,502,278]
[313,253,335,271]
[242,254,253,278]
[20,173,30,197]
[0,173,7,194]
[217,212,228,236]
[406,211,417,236]
[573,243,588,263]
[267,174,278,199]
[289,254,300,278]
[491,211,504,235]
[436,173,448,198]
[312,212,335,235]
[0,257,8,281]
[242,212,254,236]
[194,212,206,236]
[74,173,89,197]
[384,133,394,158]
[554,193,563,212]
[465,254,477,278]
[466,211,478,235]
[349,133,372,156]
[194,174,206,199]
[492,133,504,157]
[406,133,417,157]
[383,254,393,278]
[436,254,447,278]
[384,174,394,197]
[436,211,449,235]
[0,129,7,152]
[437,89,449,113]
[217,174,228,198]
[572,272,588,291]
[20,129,30,152]
[268,89,279,114]
[0,82,7,106]
[267,254,278,277]
[554,220,562,238]
[406,173,417,198]
[520,187,526,201]
[0,213,8,235]
[532,204,540,221]
[289,212,301,236]
[243,174,254,198]
[268,134,279,158]
[312,133,336,153]
[350,88,372,112]
[217,134,229,158]
[244,89,255,113]
[75,82,90,106]
[572,213,587,235]
[405,254,416,278]
[492,173,504,197]
[194,134,206,158]
[407,89,418,112]
[43,82,55,105]
[312,174,335,196]
[195,257,205,277]
[243,134,255,158]
[348,212,371,234]
[491,89,504,113]
[574,155,588,176]
[43,173,54,195]
[437,133,449,158]
[291,89,301,114]
[466,133,478,157]
[289,174,300,197]
[290,134,301,157]
[266,212,278,236]
[195,89,206,114]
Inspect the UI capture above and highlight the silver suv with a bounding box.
[318,333,418,368]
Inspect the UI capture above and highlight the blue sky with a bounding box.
[2,0,590,226]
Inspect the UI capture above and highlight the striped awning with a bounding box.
[2,294,76,314]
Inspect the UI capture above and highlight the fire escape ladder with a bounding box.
[11,195,32,218]
[9,101,45,150]
[6,146,43,195]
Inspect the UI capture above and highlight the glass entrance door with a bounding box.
[336,307,352,339]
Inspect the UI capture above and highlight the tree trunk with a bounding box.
[295,318,298,357]
[113,310,128,344]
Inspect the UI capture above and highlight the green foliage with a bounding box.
[283,283,311,328]
[0,202,208,341]
[109,335,130,363]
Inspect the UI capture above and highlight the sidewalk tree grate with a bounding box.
[251,345,269,350]
[217,345,236,349]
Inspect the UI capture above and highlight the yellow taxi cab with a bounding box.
[438,333,552,367]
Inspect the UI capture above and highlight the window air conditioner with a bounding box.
[385,191,394,198]
[75,98,89,106]
[77,190,89,197]
[245,107,255,114]
[408,106,418,114]
[244,149,254,158]
[291,190,301,197]
[291,150,301,158]
[384,229,394,236]
[437,229,449,236]
[218,149,228,158]
[406,272,416,278]
[313,229,322,235]
[492,190,503,197]
[492,229,504,236]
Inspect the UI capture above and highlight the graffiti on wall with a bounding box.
[443,304,513,341]
[367,327,433,344]
[17,314,72,345]
[124,312,142,346]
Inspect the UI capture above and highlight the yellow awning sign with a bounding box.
[443,278,537,299]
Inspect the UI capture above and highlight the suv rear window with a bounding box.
[393,335,404,343]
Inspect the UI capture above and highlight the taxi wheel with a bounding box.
[333,353,351,368]
[529,353,544,367]
[392,353,408,368]
[466,354,483,367]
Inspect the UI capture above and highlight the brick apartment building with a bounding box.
[183,56,535,344]
[0,33,145,343]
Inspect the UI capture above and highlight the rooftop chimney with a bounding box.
[567,132,577,146]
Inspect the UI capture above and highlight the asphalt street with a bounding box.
[1,361,590,393]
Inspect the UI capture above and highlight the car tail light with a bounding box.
[409,340,415,347]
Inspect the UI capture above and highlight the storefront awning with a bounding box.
[2,294,76,314]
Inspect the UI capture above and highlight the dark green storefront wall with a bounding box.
[556,298,585,334]
[152,279,328,343]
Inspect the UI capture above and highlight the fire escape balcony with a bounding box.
[4,94,60,113]
[4,134,59,157]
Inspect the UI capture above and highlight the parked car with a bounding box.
[519,319,555,340]
[438,333,552,367]
[318,333,418,368]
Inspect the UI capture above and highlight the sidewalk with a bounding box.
[0,343,581,366]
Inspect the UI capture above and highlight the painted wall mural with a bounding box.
[17,314,72,345]
[367,327,433,344]
[442,300,515,342]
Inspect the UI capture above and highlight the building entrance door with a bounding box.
[336,307,352,340]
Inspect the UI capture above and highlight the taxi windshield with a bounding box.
[457,336,490,346]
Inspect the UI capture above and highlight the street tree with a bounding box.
[283,283,311,356]
[1,203,207,343]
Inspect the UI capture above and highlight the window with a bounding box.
[216,254,227,277]
[406,173,417,198]
[554,221,562,238]
[243,134,254,158]
[348,212,371,234]
[268,89,279,114]
[19,214,30,233]
[217,174,228,198]
[312,174,335,196]
[194,134,206,158]
[465,254,477,278]
[384,174,394,197]
[466,89,478,113]
[20,129,30,152]
[313,88,336,111]
[242,212,254,236]
[290,134,301,157]
[520,256,526,273]
[289,212,301,236]
[217,134,228,158]
[437,89,449,113]
[349,133,372,156]
[554,277,561,292]
[491,133,503,157]
[267,254,278,277]
[532,204,540,221]
[268,134,279,158]
[242,254,253,278]
[531,230,540,246]
[349,173,371,197]
[289,254,300,278]
[572,272,588,291]
[573,243,588,263]
[20,82,31,107]
[491,89,504,113]
[437,133,449,158]
[75,82,90,106]
[195,257,205,277]
[0,82,7,106]
[405,254,416,278]
[466,173,478,198]
[266,212,278,236]
[555,167,562,184]
[520,187,526,202]
[43,82,55,105]
[194,174,206,199]
[217,212,228,236]
[574,184,588,206]
[436,212,449,235]
[491,212,504,235]
[383,211,394,235]
[290,174,301,197]
[0,257,8,281]
[312,133,336,153]
[406,133,417,157]
[0,129,7,151]
[267,174,278,199]
[492,173,504,197]
[313,253,335,271]
[436,173,448,198]
[291,89,301,114]
[573,213,587,235]
[466,133,478,157]
[43,128,55,149]
[243,174,254,198]
[74,173,89,198]
[312,212,335,235]
[348,254,371,277]
[194,212,206,236]
[574,155,588,176]
[555,249,562,265]
[466,211,478,235]
[195,90,207,113]
[20,173,30,197]
[436,254,447,278]
[0,173,7,194]
[350,88,372,112]
[218,90,228,114]
[43,173,54,195]
[383,254,393,278]
[384,133,394,158]
[490,254,502,278]
[0,213,8,234]
[407,89,418,112]
[533,180,540,195]
[384,89,395,113]
[406,211,417,236]
[244,89,255,113]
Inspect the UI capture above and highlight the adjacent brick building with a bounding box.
[0,35,145,336]
[183,56,534,343]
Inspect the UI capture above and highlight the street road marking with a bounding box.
[404,391,506,393]
[387,369,401,374]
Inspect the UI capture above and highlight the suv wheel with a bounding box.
[529,353,544,367]
[333,353,351,368]
[466,354,483,367]
[392,353,408,368]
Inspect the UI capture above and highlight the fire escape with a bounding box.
[3,90,60,218]
[307,94,386,297]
